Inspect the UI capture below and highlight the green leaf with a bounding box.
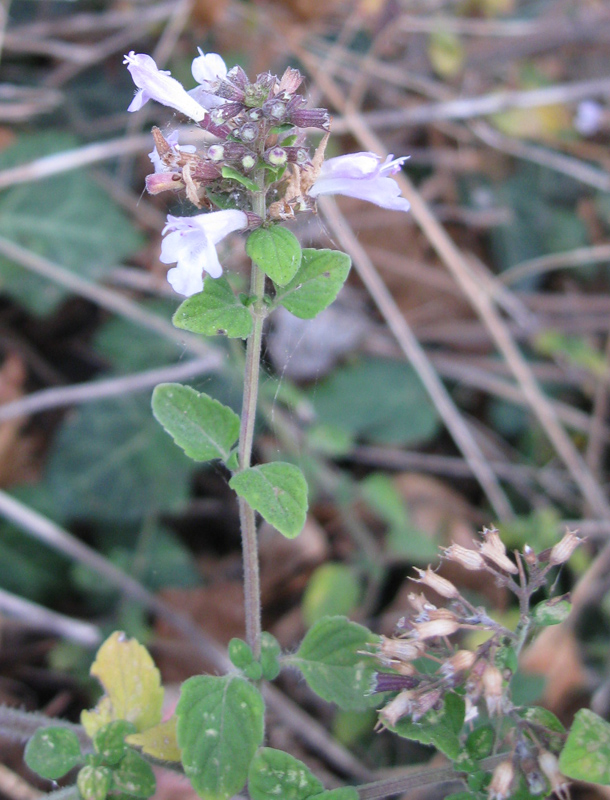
[111,749,156,797]
[44,393,194,522]
[152,383,240,463]
[248,748,323,800]
[465,724,494,760]
[229,462,308,539]
[78,765,113,800]
[274,249,351,319]
[0,133,144,315]
[173,276,253,339]
[260,632,282,681]
[228,638,255,670]
[246,227,302,286]
[221,165,260,193]
[559,709,610,783]
[388,692,465,759]
[310,358,440,447]
[94,720,137,765]
[176,675,265,800]
[24,727,82,779]
[287,616,381,710]
[302,564,361,627]
[532,598,572,627]
[310,790,359,800]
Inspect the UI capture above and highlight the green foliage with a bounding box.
[152,383,240,463]
[221,165,260,193]
[78,765,113,800]
[465,725,494,760]
[559,709,610,784]
[310,358,440,447]
[44,394,194,522]
[176,674,265,800]
[532,598,572,627]
[24,727,82,779]
[273,249,351,319]
[111,749,156,797]
[229,462,308,539]
[287,616,381,710]
[94,721,137,765]
[246,226,302,286]
[310,790,359,800]
[387,692,465,760]
[248,748,323,800]
[259,632,282,680]
[173,276,253,338]
[0,132,144,315]
[535,329,607,377]
[0,523,69,603]
[302,563,361,627]
[228,638,255,670]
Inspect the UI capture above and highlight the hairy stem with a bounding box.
[237,176,267,658]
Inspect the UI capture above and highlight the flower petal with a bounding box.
[124,52,207,121]
[191,50,227,87]
[190,209,248,244]
[309,175,410,212]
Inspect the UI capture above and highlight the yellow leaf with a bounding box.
[126,717,181,762]
[81,632,164,738]
[491,104,572,142]
[428,31,464,79]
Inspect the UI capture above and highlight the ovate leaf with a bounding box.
[176,675,265,800]
[532,598,572,627]
[221,166,260,193]
[246,227,301,286]
[229,462,308,539]
[173,276,253,339]
[111,749,156,797]
[127,717,181,762]
[152,383,240,463]
[274,249,351,319]
[77,766,112,800]
[287,616,381,710]
[25,727,82,779]
[94,720,137,765]
[81,632,163,738]
[559,709,610,784]
[388,692,465,759]
[248,748,323,800]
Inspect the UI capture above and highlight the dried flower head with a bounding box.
[411,567,459,599]
[479,528,518,575]
[549,530,583,566]
[488,761,514,800]
[441,544,485,571]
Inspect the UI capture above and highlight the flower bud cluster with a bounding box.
[369,527,580,797]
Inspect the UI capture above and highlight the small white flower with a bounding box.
[190,50,227,110]
[309,152,410,212]
[160,210,248,296]
[124,52,208,122]
[575,100,603,136]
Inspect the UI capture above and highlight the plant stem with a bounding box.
[237,175,267,658]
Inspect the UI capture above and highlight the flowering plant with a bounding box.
[20,48,610,800]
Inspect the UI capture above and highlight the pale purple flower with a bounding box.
[124,52,208,122]
[148,130,196,173]
[309,152,410,212]
[575,100,603,136]
[160,210,248,296]
[190,50,227,110]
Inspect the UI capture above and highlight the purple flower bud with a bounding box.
[263,98,287,121]
[265,147,288,166]
[208,144,225,162]
[210,101,245,123]
[241,154,257,171]
[239,122,259,143]
[226,65,249,90]
[372,672,420,693]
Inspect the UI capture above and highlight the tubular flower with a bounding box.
[124,52,208,122]
[308,152,410,211]
[190,49,227,109]
[160,210,248,296]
